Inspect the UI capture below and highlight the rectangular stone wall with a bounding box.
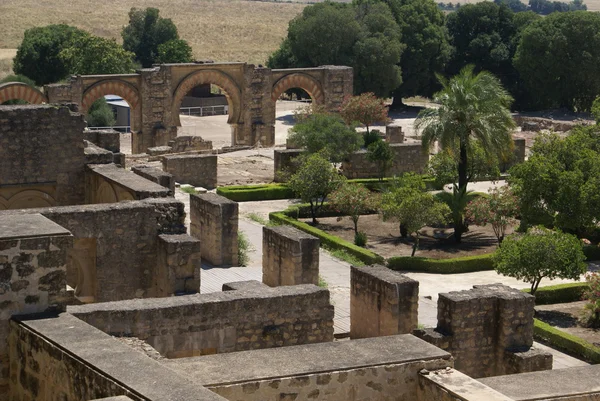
[262,225,319,287]
[86,164,170,204]
[273,149,304,182]
[0,105,86,206]
[416,284,552,378]
[83,129,120,153]
[0,214,73,399]
[155,234,201,296]
[131,165,175,194]
[169,136,213,153]
[386,124,404,143]
[162,154,217,188]
[190,193,238,267]
[165,335,452,401]
[341,143,428,179]
[68,284,334,358]
[350,265,418,339]
[9,314,225,401]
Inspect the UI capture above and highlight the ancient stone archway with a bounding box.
[0,82,47,104]
[81,79,141,122]
[271,73,325,104]
[171,69,242,127]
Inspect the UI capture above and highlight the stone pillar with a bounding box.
[322,66,354,112]
[190,193,238,267]
[262,225,319,287]
[273,149,304,182]
[156,234,201,296]
[0,214,73,397]
[386,124,404,143]
[350,265,418,339]
[162,154,218,189]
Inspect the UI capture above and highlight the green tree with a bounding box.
[122,7,191,67]
[495,0,527,13]
[509,126,600,235]
[86,98,116,127]
[494,227,586,294]
[339,93,390,134]
[415,66,515,241]
[367,140,394,180]
[591,96,600,125]
[157,39,193,64]
[514,11,600,111]
[60,35,136,76]
[288,113,363,164]
[465,186,519,244]
[13,24,88,85]
[380,173,427,237]
[289,153,344,224]
[328,182,380,234]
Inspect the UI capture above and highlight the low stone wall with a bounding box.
[162,154,217,189]
[341,142,428,179]
[190,193,238,267]
[350,265,418,339]
[68,283,334,358]
[86,164,170,203]
[262,225,319,287]
[84,129,120,153]
[273,149,304,182]
[131,165,175,194]
[168,136,213,153]
[418,369,514,401]
[155,234,201,296]
[164,334,453,401]
[480,364,600,400]
[513,116,585,132]
[9,313,224,401]
[415,284,552,378]
[0,214,74,398]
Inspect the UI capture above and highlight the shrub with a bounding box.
[354,231,368,247]
[582,272,600,328]
[522,282,588,305]
[237,231,251,267]
[387,253,495,273]
[465,185,519,244]
[328,182,379,234]
[363,130,382,148]
[216,184,294,202]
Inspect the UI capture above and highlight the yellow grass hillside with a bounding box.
[0,0,306,66]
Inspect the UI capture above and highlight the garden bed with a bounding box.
[535,301,600,348]
[299,214,508,259]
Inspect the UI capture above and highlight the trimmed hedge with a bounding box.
[216,184,294,202]
[522,282,588,305]
[533,318,600,364]
[269,211,384,266]
[387,253,495,274]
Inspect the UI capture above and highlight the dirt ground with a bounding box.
[300,214,513,259]
[536,301,600,347]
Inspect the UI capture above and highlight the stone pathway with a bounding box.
[175,190,589,369]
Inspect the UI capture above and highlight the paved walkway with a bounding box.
[175,191,589,369]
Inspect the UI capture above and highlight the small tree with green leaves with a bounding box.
[86,98,116,127]
[60,35,135,75]
[465,186,519,245]
[328,182,380,235]
[494,227,587,294]
[388,192,449,256]
[367,140,394,181]
[157,39,193,64]
[380,173,426,238]
[289,153,344,224]
[339,93,389,134]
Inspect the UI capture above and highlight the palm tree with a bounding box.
[415,65,516,242]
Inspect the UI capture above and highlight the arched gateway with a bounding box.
[35,63,353,154]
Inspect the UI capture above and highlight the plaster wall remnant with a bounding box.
[350,265,418,339]
[162,154,218,189]
[190,193,238,267]
[38,64,353,153]
[262,225,319,287]
[415,284,553,378]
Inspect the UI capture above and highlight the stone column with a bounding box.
[156,234,201,296]
[262,225,319,287]
[350,265,418,339]
[386,124,404,143]
[190,193,238,267]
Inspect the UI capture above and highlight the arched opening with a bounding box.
[0,82,47,105]
[0,190,56,210]
[172,70,242,149]
[81,80,141,155]
[271,74,325,146]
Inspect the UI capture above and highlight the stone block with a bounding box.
[85,164,170,203]
[148,146,172,156]
[386,124,404,143]
[262,225,319,287]
[162,154,217,189]
[156,234,201,296]
[84,140,114,164]
[168,136,213,153]
[83,129,120,153]
[131,165,175,194]
[503,347,553,375]
[190,193,238,267]
[350,265,418,339]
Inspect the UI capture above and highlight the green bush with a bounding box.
[522,282,588,305]
[216,184,294,202]
[269,211,384,265]
[387,253,495,274]
[238,231,251,267]
[355,231,368,247]
[533,318,600,364]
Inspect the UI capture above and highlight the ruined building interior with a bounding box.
[0,64,599,401]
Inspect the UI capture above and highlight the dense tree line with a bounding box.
[269,0,600,112]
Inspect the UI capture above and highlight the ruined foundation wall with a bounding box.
[0,105,86,208]
[341,143,428,179]
[162,154,217,189]
[68,284,334,358]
